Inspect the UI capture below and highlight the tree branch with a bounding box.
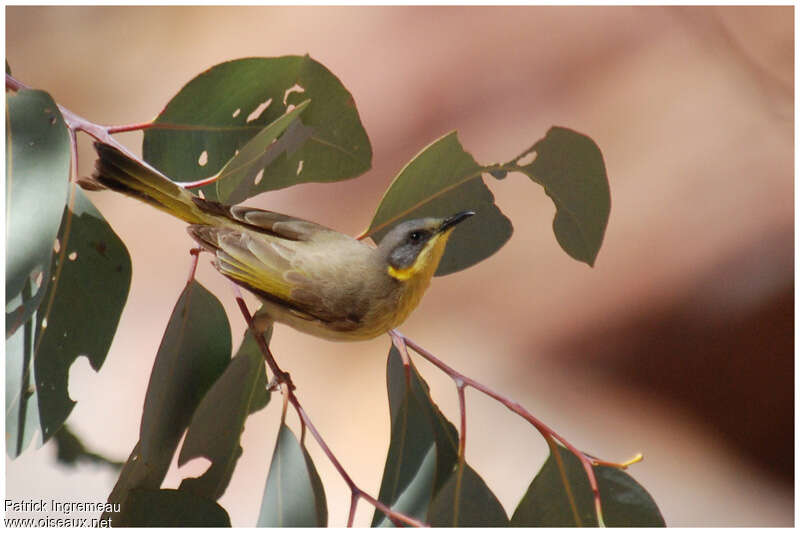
[390,328,642,527]
[236,298,426,527]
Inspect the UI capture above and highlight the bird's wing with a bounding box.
[187,224,341,324]
[193,198,335,242]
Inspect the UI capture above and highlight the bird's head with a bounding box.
[378,211,474,281]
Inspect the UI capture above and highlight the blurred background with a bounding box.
[6,6,793,527]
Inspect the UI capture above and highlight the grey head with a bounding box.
[377,211,475,270]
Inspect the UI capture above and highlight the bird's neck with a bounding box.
[387,231,453,326]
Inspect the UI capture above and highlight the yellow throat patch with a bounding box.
[387,229,453,281]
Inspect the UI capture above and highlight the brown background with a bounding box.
[6,6,793,526]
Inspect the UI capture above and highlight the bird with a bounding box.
[83,142,474,341]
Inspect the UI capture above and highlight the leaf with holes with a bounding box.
[257,424,327,527]
[143,55,371,201]
[365,132,512,276]
[6,89,70,315]
[6,188,131,457]
[214,100,310,204]
[115,489,231,527]
[516,127,610,266]
[428,462,509,527]
[178,329,271,500]
[372,346,460,526]
[510,444,665,526]
[105,280,230,515]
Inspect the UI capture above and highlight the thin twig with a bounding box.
[347,493,359,528]
[456,381,467,462]
[236,298,426,527]
[187,248,201,285]
[230,289,293,391]
[106,122,156,134]
[390,329,640,527]
[6,73,195,186]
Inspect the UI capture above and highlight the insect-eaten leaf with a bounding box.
[366,131,512,276]
[178,329,271,500]
[510,444,665,527]
[517,127,610,266]
[6,188,131,457]
[214,100,311,204]
[105,281,230,516]
[143,55,372,202]
[257,424,327,527]
[115,488,231,527]
[372,346,460,526]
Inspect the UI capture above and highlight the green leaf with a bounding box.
[510,444,665,527]
[366,131,512,276]
[115,488,231,527]
[178,329,271,500]
[105,281,230,514]
[34,189,131,443]
[215,100,311,204]
[257,424,327,527]
[372,346,459,526]
[517,127,610,266]
[139,279,231,483]
[5,280,41,457]
[6,89,70,306]
[143,55,371,201]
[6,188,132,456]
[428,462,509,527]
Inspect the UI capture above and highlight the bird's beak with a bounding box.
[439,210,475,233]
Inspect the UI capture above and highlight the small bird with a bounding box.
[84,142,474,341]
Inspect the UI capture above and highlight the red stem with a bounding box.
[392,329,607,525]
[456,381,467,462]
[106,122,156,134]
[236,298,426,527]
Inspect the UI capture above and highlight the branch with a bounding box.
[390,329,643,527]
[235,298,426,527]
[6,73,194,186]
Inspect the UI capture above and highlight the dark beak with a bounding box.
[439,210,475,233]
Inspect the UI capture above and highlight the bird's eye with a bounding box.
[409,231,422,242]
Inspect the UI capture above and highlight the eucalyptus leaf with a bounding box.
[33,188,131,443]
[510,444,665,527]
[115,488,231,527]
[366,131,512,276]
[6,188,131,456]
[372,346,459,526]
[143,55,371,202]
[215,100,311,204]
[428,462,509,527]
[6,280,41,457]
[105,281,230,514]
[178,329,271,500]
[517,127,610,266]
[6,89,70,307]
[257,424,327,527]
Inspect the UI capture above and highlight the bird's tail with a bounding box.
[82,142,209,225]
